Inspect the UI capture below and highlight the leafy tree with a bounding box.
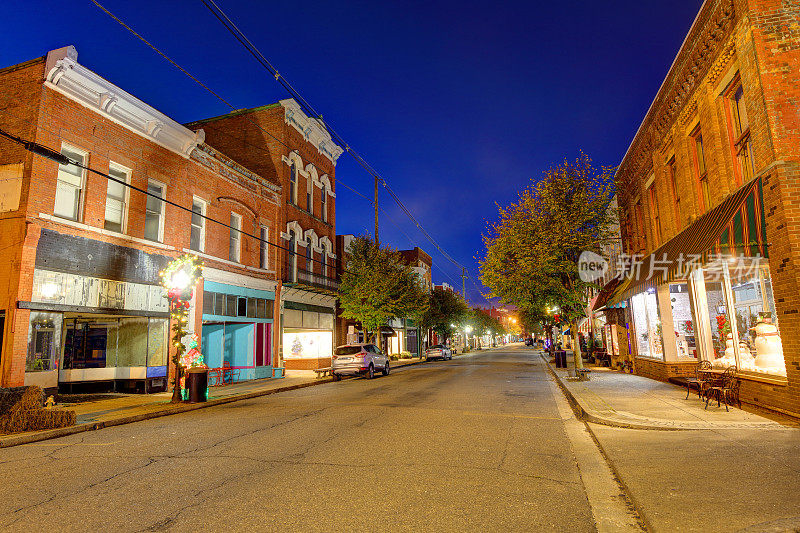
[470,307,506,337]
[479,154,615,367]
[339,236,429,342]
[418,287,469,345]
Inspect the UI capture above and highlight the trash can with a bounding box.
[186,367,209,403]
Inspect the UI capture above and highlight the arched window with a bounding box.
[290,162,297,204]
[321,185,327,223]
[307,175,313,215]
[288,230,297,281]
[305,237,312,272]
[321,243,327,277]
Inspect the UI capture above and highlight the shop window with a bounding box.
[144,180,165,242]
[190,198,206,252]
[237,296,247,317]
[26,312,61,372]
[225,294,237,317]
[257,299,268,319]
[693,259,785,376]
[691,127,710,213]
[147,319,168,367]
[54,146,87,221]
[631,289,663,359]
[214,293,224,316]
[669,283,697,359]
[104,163,129,233]
[202,291,215,315]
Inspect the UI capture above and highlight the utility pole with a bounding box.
[461,267,467,299]
[374,176,379,247]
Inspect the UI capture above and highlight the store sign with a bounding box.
[578,251,607,282]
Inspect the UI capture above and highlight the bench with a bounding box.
[575,368,592,381]
[313,367,333,378]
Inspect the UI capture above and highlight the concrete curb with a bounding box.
[541,353,698,431]
[1,358,429,449]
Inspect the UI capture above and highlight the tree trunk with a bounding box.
[571,322,584,370]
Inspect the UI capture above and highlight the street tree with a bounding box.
[338,235,429,342]
[470,307,506,340]
[418,286,469,346]
[479,153,615,367]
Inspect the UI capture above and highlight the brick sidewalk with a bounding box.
[539,350,799,430]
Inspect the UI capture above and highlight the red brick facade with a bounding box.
[615,0,800,416]
[0,47,281,390]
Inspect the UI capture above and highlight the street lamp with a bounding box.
[160,254,203,403]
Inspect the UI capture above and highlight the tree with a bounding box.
[418,287,469,346]
[479,154,615,368]
[470,308,506,337]
[338,236,429,342]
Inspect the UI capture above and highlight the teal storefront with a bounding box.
[201,281,274,381]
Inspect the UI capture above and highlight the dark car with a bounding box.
[525,337,534,346]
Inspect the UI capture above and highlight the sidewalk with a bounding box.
[0,357,427,448]
[540,350,799,430]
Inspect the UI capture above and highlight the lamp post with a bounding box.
[161,254,203,403]
[465,325,472,350]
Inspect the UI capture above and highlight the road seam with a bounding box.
[544,361,646,532]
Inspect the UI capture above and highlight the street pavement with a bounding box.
[0,347,627,532]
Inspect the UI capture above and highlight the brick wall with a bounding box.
[0,55,281,387]
[634,358,698,382]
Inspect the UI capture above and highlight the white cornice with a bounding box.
[44,46,203,159]
[280,99,344,165]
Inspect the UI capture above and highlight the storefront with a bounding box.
[601,177,788,389]
[23,268,170,393]
[282,301,335,370]
[201,280,274,381]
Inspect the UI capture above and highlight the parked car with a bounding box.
[425,344,452,361]
[525,337,534,346]
[332,343,389,380]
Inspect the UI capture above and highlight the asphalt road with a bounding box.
[0,348,612,532]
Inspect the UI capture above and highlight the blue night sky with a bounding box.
[2,0,703,304]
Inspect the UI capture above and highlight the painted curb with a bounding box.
[0,358,429,448]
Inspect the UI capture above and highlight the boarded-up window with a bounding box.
[0,163,23,213]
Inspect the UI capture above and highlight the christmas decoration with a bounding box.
[160,254,203,403]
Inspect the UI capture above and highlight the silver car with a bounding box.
[332,343,390,380]
[425,344,452,361]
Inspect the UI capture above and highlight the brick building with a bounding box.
[187,99,342,370]
[0,46,283,392]
[596,0,800,417]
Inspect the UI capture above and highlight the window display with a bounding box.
[669,283,697,358]
[26,312,61,372]
[283,329,333,359]
[631,289,662,359]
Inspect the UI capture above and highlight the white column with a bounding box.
[688,269,713,362]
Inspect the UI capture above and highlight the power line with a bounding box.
[197,0,468,271]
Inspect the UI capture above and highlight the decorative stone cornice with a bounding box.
[706,42,736,85]
[191,143,280,199]
[280,99,344,165]
[616,0,736,188]
[44,46,204,159]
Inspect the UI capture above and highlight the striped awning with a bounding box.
[600,175,764,309]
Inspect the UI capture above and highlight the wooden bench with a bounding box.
[575,368,592,381]
[313,367,333,378]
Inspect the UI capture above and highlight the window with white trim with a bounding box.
[307,175,313,215]
[259,226,269,269]
[229,212,242,263]
[144,180,165,242]
[305,236,312,271]
[104,163,129,233]
[321,185,327,223]
[54,146,87,221]
[290,162,297,204]
[321,243,327,277]
[189,197,206,252]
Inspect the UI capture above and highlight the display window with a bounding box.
[61,316,167,370]
[283,329,333,359]
[692,259,785,377]
[669,283,697,358]
[630,288,663,359]
[26,312,62,372]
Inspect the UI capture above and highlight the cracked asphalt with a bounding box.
[0,349,600,532]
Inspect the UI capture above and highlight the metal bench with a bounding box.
[313,367,333,378]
